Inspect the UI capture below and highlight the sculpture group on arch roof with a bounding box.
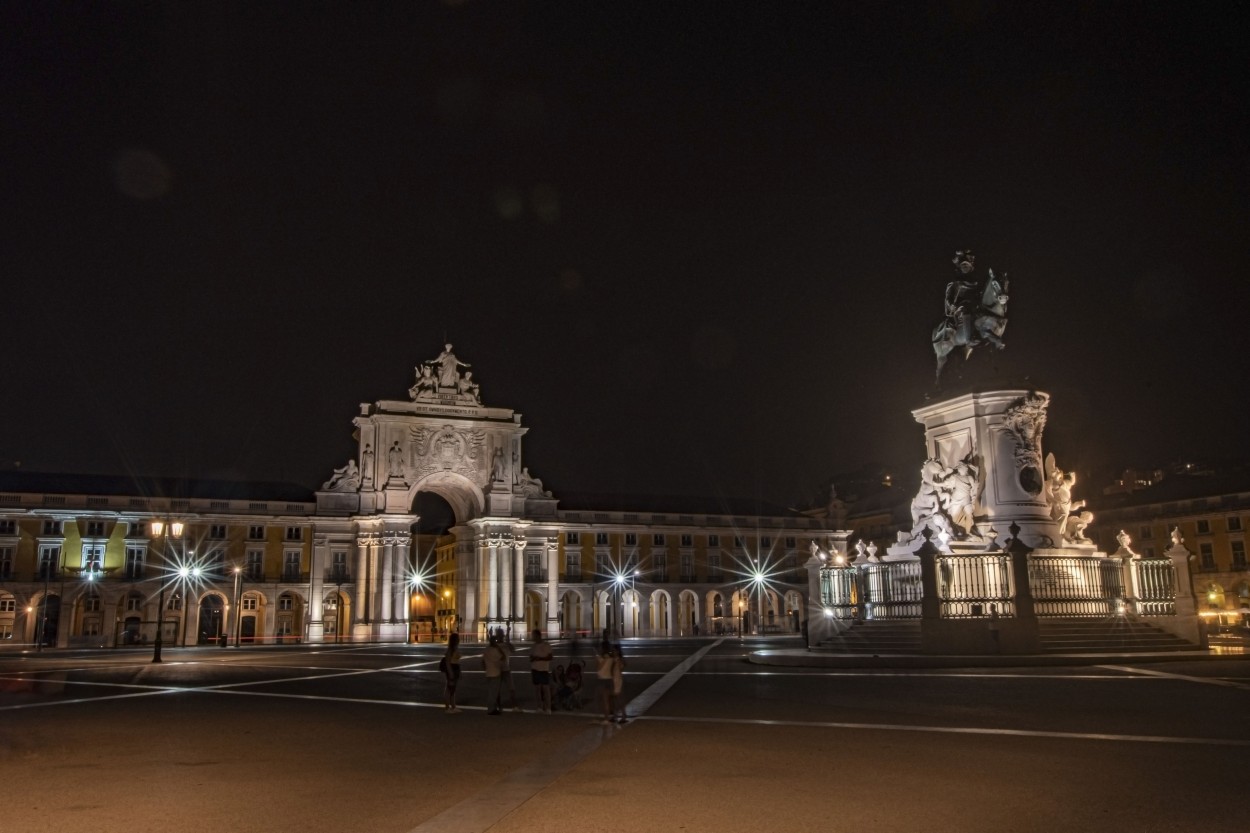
[410,343,481,405]
[932,250,1010,383]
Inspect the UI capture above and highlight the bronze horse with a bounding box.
[932,270,1008,383]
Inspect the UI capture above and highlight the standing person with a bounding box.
[611,643,627,723]
[501,631,521,712]
[595,639,616,725]
[529,628,555,714]
[483,635,506,715]
[441,632,462,714]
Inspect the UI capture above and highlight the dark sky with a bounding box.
[2,1,1248,508]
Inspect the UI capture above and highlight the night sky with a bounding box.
[3,2,1248,508]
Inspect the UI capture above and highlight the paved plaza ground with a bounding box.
[2,637,1248,833]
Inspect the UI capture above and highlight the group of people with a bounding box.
[438,631,628,723]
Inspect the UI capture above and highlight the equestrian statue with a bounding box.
[932,250,1009,383]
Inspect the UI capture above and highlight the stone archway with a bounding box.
[649,590,672,636]
[407,472,485,527]
[197,594,227,644]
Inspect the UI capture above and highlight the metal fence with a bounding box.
[819,552,1176,623]
[1028,555,1124,617]
[860,561,923,620]
[937,554,1016,618]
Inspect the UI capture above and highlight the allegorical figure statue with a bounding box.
[387,441,405,482]
[322,459,360,492]
[409,364,438,399]
[932,250,1010,383]
[1044,453,1087,540]
[432,343,470,389]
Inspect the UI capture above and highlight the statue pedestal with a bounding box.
[911,390,1061,551]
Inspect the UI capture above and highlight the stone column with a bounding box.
[380,535,395,622]
[546,536,560,637]
[1165,538,1203,646]
[487,535,500,624]
[499,534,514,624]
[308,535,326,643]
[355,535,371,623]
[513,536,526,636]
[394,532,411,627]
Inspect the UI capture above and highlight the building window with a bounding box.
[708,553,721,577]
[329,551,348,581]
[81,543,105,573]
[0,520,16,535]
[168,594,182,611]
[785,536,796,548]
[596,532,609,546]
[680,534,693,547]
[283,552,301,580]
[209,524,227,539]
[0,599,16,612]
[622,533,635,547]
[595,553,610,577]
[1200,543,1216,570]
[83,594,101,612]
[1143,547,1155,558]
[1232,541,1247,569]
[565,552,581,578]
[203,550,224,575]
[125,547,145,579]
[129,521,146,537]
[1229,517,1244,532]
[248,525,265,540]
[86,521,105,537]
[126,595,143,612]
[246,550,264,580]
[680,552,693,578]
[39,545,61,578]
[284,527,302,541]
[566,532,580,545]
[708,535,719,548]
[653,534,665,546]
[278,595,294,611]
[42,520,62,536]
[734,536,744,549]
[0,546,13,579]
[761,536,771,548]
[653,553,667,577]
[242,596,258,611]
[1197,519,1211,535]
[1139,526,1153,540]
[83,620,100,636]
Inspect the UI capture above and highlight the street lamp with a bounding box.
[232,565,243,648]
[753,571,765,636]
[150,519,184,664]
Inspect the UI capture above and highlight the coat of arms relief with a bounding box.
[409,425,489,483]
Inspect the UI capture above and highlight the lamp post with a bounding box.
[232,565,243,648]
[753,573,765,636]
[151,520,184,664]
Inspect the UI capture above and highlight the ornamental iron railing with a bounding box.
[937,554,1016,618]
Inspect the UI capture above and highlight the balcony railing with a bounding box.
[524,569,547,582]
[324,569,353,584]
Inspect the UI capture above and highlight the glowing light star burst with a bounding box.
[725,537,787,628]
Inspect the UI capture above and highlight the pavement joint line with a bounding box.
[633,714,1250,747]
[0,687,185,711]
[1096,664,1250,691]
[684,670,1171,679]
[404,639,725,833]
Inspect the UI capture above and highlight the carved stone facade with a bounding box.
[0,348,836,648]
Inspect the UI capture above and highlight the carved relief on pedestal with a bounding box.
[409,424,488,482]
[1000,392,1049,496]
